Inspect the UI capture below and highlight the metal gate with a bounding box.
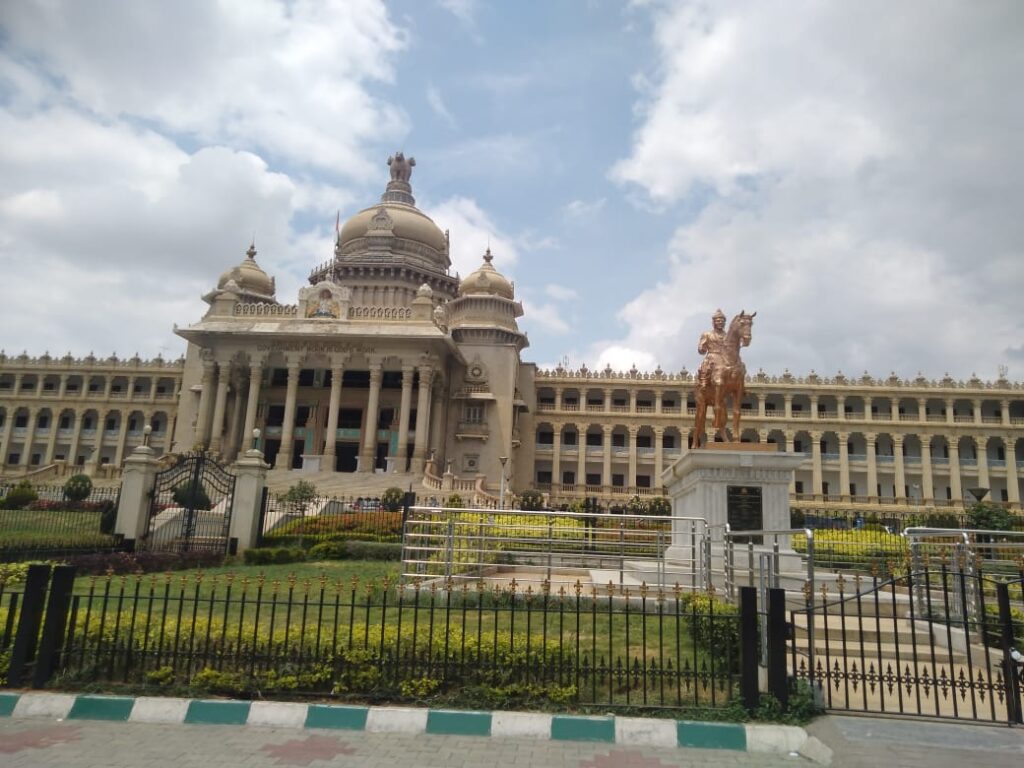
[789,569,1023,724]
[144,452,236,553]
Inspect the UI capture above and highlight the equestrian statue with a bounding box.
[692,309,756,447]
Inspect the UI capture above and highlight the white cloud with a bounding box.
[426,83,457,129]
[602,0,1024,378]
[423,196,519,280]
[521,299,571,335]
[593,345,659,374]
[545,284,579,302]
[563,198,606,218]
[1,0,408,179]
[0,0,409,356]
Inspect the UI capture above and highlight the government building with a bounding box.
[2,156,1022,513]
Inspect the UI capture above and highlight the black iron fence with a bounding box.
[0,484,122,561]
[2,564,753,715]
[790,565,1024,723]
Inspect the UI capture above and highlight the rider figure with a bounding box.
[697,309,728,389]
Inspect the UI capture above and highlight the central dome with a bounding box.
[338,203,448,253]
[334,152,449,269]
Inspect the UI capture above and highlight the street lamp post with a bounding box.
[498,456,508,509]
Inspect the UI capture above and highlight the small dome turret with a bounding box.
[459,248,513,299]
[217,244,275,300]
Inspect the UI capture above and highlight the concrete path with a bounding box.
[0,718,803,768]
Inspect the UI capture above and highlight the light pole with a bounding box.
[498,456,508,509]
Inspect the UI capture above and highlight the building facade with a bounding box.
[2,155,1023,511]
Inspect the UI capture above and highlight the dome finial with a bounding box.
[382,152,417,205]
[247,237,256,260]
[484,244,493,264]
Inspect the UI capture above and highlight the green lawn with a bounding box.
[0,508,114,550]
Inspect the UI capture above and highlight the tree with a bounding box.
[280,480,318,515]
[648,496,671,516]
[381,487,405,513]
[518,489,544,511]
[446,493,465,508]
[63,473,93,503]
[626,495,648,516]
[966,501,1013,532]
[172,483,212,510]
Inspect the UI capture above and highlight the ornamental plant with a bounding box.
[63,473,93,503]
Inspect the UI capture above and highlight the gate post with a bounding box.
[5,563,51,687]
[739,586,760,712]
[115,443,160,548]
[766,587,789,709]
[996,582,1023,724]
[231,445,269,553]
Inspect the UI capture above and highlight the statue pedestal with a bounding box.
[661,446,803,560]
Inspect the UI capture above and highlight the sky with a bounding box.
[1,0,1022,382]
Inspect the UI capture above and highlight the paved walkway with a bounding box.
[0,718,802,768]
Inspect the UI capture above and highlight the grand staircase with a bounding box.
[264,469,423,498]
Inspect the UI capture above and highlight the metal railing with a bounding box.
[400,506,707,591]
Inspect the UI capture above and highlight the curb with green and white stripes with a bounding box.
[0,692,831,764]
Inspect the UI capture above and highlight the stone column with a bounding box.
[628,425,638,490]
[602,425,613,490]
[976,436,990,491]
[604,388,613,413]
[551,428,562,489]
[810,395,819,420]
[554,387,562,410]
[972,400,982,425]
[785,430,796,493]
[1001,400,1011,427]
[918,397,927,422]
[393,364,414,471]
[193,360,216,449]
[226,382,245,460]
[629,390,637,414]
[358,363,383,472]
[58,374,69,399]
[113,412,131,467]
[275,361,301,470]
[784,394,793,419]
[894,435,906,500]
[230,448,269,553]
[654,426,664,486]
[242,361,263,446]
[758,393,766,418]
[0,408,13,468]
[948,437,963,504]
[836,395,845,421]
[810,430,823,496]
[890,400,899,421]
[67,409,84,467]
[576,422,586,488]
[1005,435,1020,505]
[945,398,954,425]
[20,407,38,467]
[44,412,61,464]
[114,444,160,545]
[921,438,934,503]
[655,392,662,415]
[323,362,345,461]
[208,363,232,455]
[838,431,850,498]
[866,433,878,501]
[410,365,434,473]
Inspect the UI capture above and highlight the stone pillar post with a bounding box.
[324,362,345,460]
[230,448,269,553]
[948,437,963,504]
[393,364,414,471]
[115,444,160,546]
[810,430,822,497]
[242,361,263,445]
[866,433,878,501]
[358,363,383,472]
[226,381,245,460]
[551,428,562,490]
[894,435,906,500]
[410,365,434,473]
[208,363,232,455]
[1005,435,1020,505]
[193,360,215,449]
[838,431,850,499]
[275,362,301,470]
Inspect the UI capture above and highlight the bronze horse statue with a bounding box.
[693,310,755,447]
